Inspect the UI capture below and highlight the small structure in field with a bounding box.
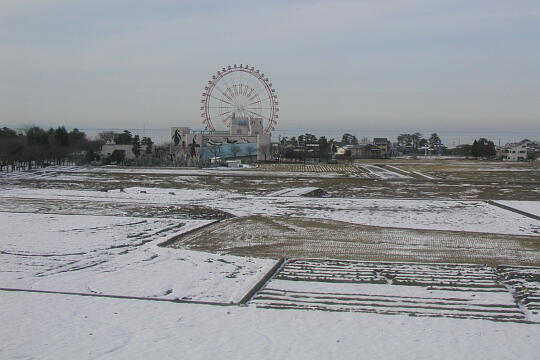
[226,160,242,168]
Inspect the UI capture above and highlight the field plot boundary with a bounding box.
[239,258,286,305]
[0,287,236,306]
[488,201,540,221]
[157,220,220,247]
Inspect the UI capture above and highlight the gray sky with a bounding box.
[1,0,539,135]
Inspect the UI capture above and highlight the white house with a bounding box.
[100,144,137,160]
[499,141,529,161]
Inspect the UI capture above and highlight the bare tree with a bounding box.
[258,144,271,161]
[206,144,222,163]
[97,131,117,144]
[246,144,256,162]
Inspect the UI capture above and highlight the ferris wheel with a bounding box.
[200,64,279,133]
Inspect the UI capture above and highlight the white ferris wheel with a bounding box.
[200,64,279,133]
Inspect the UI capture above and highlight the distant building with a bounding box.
[100,144,136,160]
[170,114,271,162]
[336,144,384,159]
[100,142,149,161]
[499,139,538,161]
[373,138,391,154]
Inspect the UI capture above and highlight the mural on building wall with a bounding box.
[170,125,269,161]
[201,142,257,159]
[203,137,253,146]
[172,129,182,146]
[189,138,200,158]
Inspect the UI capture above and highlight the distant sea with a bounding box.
[79,127,539,147]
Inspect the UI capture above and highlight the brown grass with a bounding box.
[167,215,540,266]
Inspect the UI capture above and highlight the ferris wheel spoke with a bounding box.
[212,86,235,102]
[247,96,271,106]
[215,84,234,100]
[220,76,238,103]
[209,94,234,106]
[224,87,234,99]
[245,109,271,121]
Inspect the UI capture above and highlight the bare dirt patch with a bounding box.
[0,197,232,220]
[166,216,540,266]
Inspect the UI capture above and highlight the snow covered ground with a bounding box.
[360,164,412,179]
[411,170,437,179]
[0,165,346,179]
[493,200,540,217]
[2,166,540,359]
[0,212,276,303]
[267,187,324,197]
[2,187,538,236]
[253,259,540,322]
[1,290,539,360]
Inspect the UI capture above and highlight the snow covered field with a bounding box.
[1,165,540,359]
[0,212,276,303]
[253,259,540,322]
[0,165,347,179]
[494,200,540,217]
[2,290,539,360]
[360,164,412,179]
[267,187,324,197]
[2,187,538,235]
[3,164,540,200]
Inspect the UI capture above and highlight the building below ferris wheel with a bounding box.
[170,64,277,164]
[169,113,272,164]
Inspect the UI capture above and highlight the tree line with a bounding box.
[0,126,102,171]
[0,126,158,171]
[396,133,442,152]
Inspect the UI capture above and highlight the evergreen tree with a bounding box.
[25,126,49,145]
[412,133,423,150]
[471,140,480,158]
[54,126,69,147]
[341,133,358,145]
[132,135,141,157]
[141,137,153,154]
[429,133,441,148]
[84,149,96,163]
[108,149,125,164]
[318,136,329,151]
[68,128,86,143]
[478,138,496,158]
[304,133,317,144]
[0,127,18,137]
[397,134,411,147]
[115,130,133,145]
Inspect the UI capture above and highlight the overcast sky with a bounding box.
[1,0,539,136]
